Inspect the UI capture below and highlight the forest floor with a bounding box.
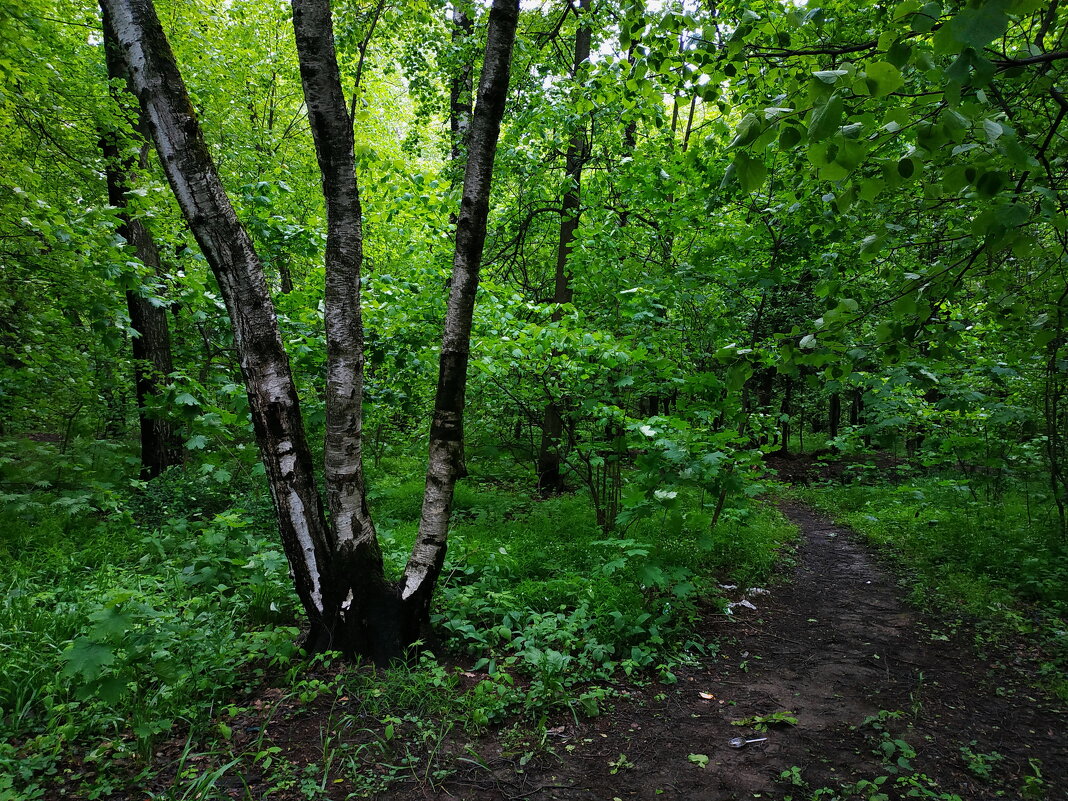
[139,495,1066,801]
[76,487,1067,801]
[348,500,1064,801]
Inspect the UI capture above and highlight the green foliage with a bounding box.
[424,479,795,718]
[3,0,1068,794]
[0,447,794,798]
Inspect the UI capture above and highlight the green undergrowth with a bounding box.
[800,472,1068,694]
[0,451,796,799]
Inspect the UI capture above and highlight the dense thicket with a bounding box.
[1,0,1067,790]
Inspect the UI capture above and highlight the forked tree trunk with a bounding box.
[537,0,591,495]
[102,17,182,480]
[290,0,396,658]
[102,0,519,663]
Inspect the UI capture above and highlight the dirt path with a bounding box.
[436,502,1067,800]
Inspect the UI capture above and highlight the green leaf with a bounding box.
[733,152,767,194]
[62,638,115,682]
[858,178,885,201]
[779,125,802,149]
[808,94,844,142]
[911,2,941,32]
[729,113,764,148]
[864,62,903,98]
[976,170,1006,197]
[813,69,848,84]
[95,676,128,704]
[186,434,209,450]
[90,606,132,637]
[936,0,1009,51]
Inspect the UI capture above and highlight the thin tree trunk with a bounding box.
[278,257,294,294]
[450,2,474,480]
[101,0,334,631]
[102,12,181,479]
[829,391,841,440]
[449,4,474,171]
[402,0,520,621]
[537,0,591,495]
[779,375,793,454]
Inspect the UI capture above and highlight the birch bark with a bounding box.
[402,0,520,613]
[100,0,334,629]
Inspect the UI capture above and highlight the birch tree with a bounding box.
[100,0,519,662]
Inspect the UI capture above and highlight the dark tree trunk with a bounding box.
[402,0,520,623]
[102,14,181,479]
[449,4,474,171]
[779,375,793,454]
[101,0,335,633]
[537,0,591,495]
[278,257,294,294]
[828,391,841,439]
[850,388,872,448]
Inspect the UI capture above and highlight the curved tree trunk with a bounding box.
[100,0,335,635]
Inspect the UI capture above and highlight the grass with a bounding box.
[0,446,796,799]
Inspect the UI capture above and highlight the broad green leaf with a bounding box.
[864,62,903,98]
[734,152,767,194]
[729,113,764,148]
[936,0,1009,51]
[911,1,941,32]
[808,94,844,142]
[779,125,802,149]
[813,69,848,84]
[62,638,115,682]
